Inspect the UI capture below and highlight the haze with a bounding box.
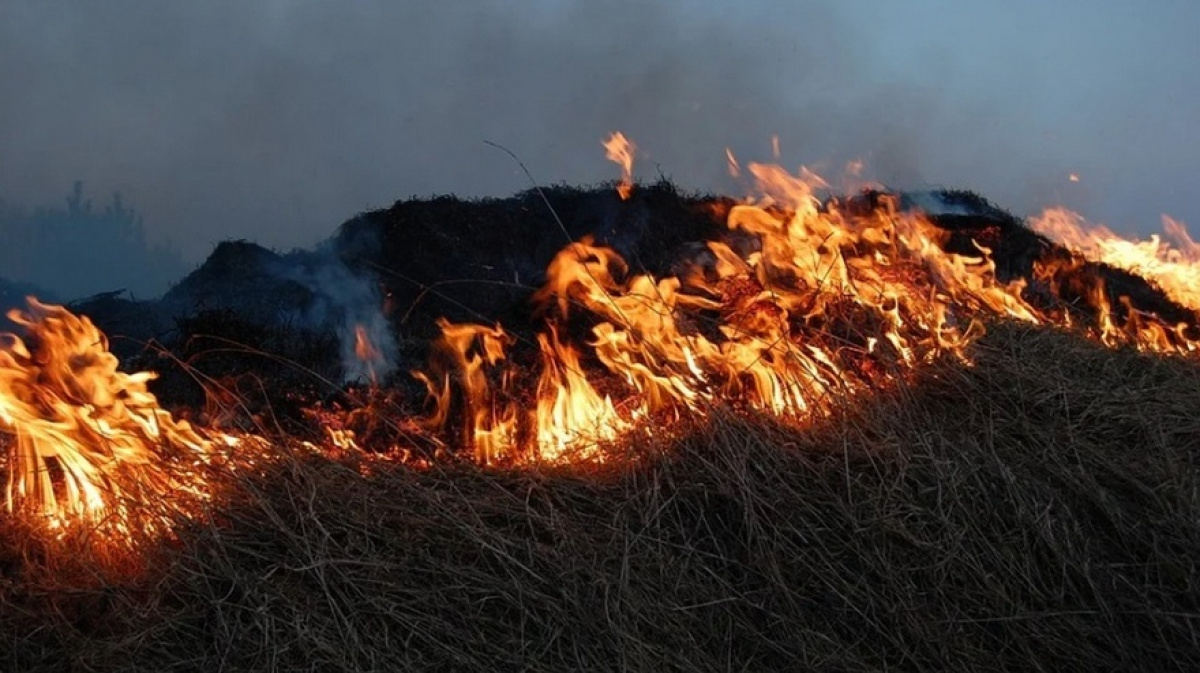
[1,0,1197,298]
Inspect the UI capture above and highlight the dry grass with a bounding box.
[3,321,1200,671]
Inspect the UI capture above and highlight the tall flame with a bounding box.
[413,151,1060,461]
[0,299,215,529]
[413,134,1200,463]
[603,131,637,200]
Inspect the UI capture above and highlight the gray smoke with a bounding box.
[1,0,1197,300]
[273,244,396,385]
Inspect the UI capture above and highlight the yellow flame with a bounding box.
[11,131,1200,540]
[413,137,1095,462]
[1032,208,1200,312]
[0,299,214,530]
[603,131,637,200]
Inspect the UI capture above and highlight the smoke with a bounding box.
[274,254,393,386]
[1,0,1197,297]
[272,240,397,385]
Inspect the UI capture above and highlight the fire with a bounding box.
[354,324,379,363]
[1032,208,1200,313]
[0,299,217,531]
[534,326,628,461]
[7,130,1200,543]
[412,135,1200,462]
[412,319,517,463]
[603,131,637,200]
[413,150,1054,461]
[354,323,385,384]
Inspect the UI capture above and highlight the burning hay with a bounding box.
[4,324,1200,671]
[4,140,1200,532]
[2,136,1200,669]
[0,300,212,529]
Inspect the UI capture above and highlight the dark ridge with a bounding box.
[160,240,318,325]
[332,180,734,340]
[28,182,1198,412]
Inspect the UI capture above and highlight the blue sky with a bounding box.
[1,0,1196,265]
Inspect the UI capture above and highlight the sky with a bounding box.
[1,0,1197,273]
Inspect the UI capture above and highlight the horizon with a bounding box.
[2,1,1197,297]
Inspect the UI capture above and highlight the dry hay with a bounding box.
[2,321,1199,671]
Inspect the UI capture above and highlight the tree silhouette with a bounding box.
[0,182,186,300]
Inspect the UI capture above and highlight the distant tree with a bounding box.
[0,182,187,300]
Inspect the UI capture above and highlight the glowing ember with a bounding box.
[603,131,637,200]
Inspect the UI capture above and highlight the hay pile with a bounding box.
[3,321,1199,671]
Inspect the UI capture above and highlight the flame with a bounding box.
[354,324,379,363]
[0,299,216,531]
[414,142,1068,461]
[9,131,1200,544]
[354,323,383,384]
[1032,208,1200,313]
[413,134,1200,463]
[534,325,628,461]
[412,319,517,464]
[603,131,637,200]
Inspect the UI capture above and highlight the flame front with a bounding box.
[414,138,1200,463]
[414,155,1053,461]
[603,131,637,200]
[1032,207,1200,313]
[7,132,1200,543]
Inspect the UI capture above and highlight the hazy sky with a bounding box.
[2,0,1197,265]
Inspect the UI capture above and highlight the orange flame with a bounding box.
[412,134,1200,463]
[353,323,383,384]
[413,146,1071,461]
[1032,208,1200,313]
[354,324,379,362]
[603,131,637,200]
[534,325,628,461]
[9,131,1200,544]
[0,299,216,531]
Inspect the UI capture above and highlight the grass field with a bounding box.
[3,321,1199,671]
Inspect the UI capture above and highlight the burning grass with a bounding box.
[3,322,1199,671]
[4,137,1200,668]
